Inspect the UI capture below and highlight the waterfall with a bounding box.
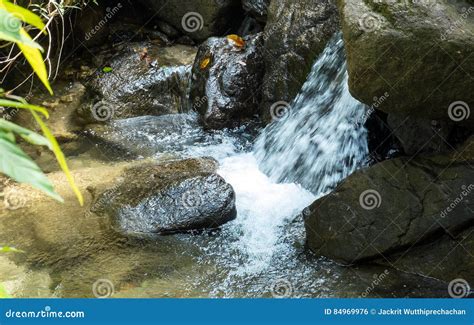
[207,35,371,285]
[254,35,369,195]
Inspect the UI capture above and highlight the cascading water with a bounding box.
[196,34,371,295]
[254,35,369,195]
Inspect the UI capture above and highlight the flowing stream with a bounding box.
[1,36,445,298]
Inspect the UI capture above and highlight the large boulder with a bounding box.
[304,137,474,265]
[337,0,474,129]
[260,0,339,122]
[91,158,237,235]
[190,34,265,129]
[79,42,196,123]
[385,227,474,285]
[137,0,243,42]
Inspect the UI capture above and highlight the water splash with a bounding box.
[254,35,369,195]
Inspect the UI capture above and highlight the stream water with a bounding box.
[0,36,446,298]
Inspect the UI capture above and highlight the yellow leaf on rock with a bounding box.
[226,34,245,49]
[200,57,211,70]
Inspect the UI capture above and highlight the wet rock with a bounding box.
[242,0,270,21]
[84,114,203,158]
[137,0,243,42]
[261,0,339,123]
[14,81,86,141]
[383,227,474,285]
[91,158,237,235]
[304,137,474,265]
[80,42,196,123]
[337,0,474,129]
[364,110,402,163]
[190,34,264,129]
[387,114,453,156]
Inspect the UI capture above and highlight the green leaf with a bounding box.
[30,111,83,206]
[0,246,24,253]
[0,8,42,49]
[102,66,113,73]
[0,98,49,117]
[16,28,53,95]
[0,283,10,298]
[0,0,45,32]
[0,119,51,148]
[0,130,63,202]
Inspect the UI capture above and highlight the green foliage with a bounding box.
[0,284,10,298]
[0,1,83,205]
[0,127,63,202]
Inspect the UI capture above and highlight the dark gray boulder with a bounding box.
[304,137,474,264]
[79,42,196,123]
[137,0,243,42]
[337,0,474,129]
[260,0,339,123]
[91,158,236,236]
[387,114,453,156]
[190,33,264,129]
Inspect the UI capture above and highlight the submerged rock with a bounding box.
[80,42,196,122]
[337,0,474,129]
[261,0,339,123]
[84,114,203,158]
[91,158,237,235]
[305,137,474,265]
[190,33,264,129]
[137,0,243,41]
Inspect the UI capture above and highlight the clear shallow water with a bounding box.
[0,36,448,298]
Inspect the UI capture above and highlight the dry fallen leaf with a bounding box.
[227,34,245,49]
